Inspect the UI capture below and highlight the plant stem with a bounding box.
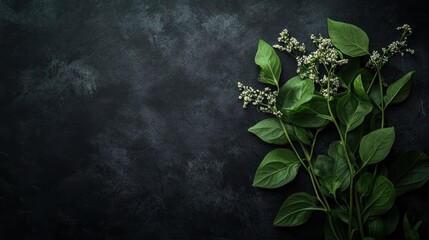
[278,118,305,167]
[328,215,341,240]
[377,69,385,128]
[297,132,332,212]
[277,118,329,211]
[347,179,355,239]
[355,190,365,239]
[308,161,331,211]
[309,128,322,160]
[326,75,355,240]
[299,141,311,160]
[366,71,379,94]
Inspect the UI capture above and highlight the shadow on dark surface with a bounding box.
[0,0,428,239]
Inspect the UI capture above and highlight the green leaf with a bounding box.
[255,40,282,86]
[346,124,364,154]
[337,94,373,132]
[389,150,429,196]
[327,18,369,57]
[384,205,400,235]
[274,192,321,227]
[353,74,367,98]
[248,118,287,144]
[324,214,348,240]
[253,149,301,189]
[326,141,351,193]
[369,85,382,106]
[287,95,331,128]
[368,217,386,239]
[314,141,350,197]
[314,155,334,178]
[359,127,395,166]
[403,213,422,240]
[282,76,314,111]
[331,207,350,224]
[358,68,375,90]
[355,172,374,198]
[363,176,395,218]
[384,71,414,107]
[293,124,312,145]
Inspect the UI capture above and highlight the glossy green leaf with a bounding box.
[363,176,395,218]
[353,74,367,98]
[355,172,374,198]
[283,76,315,110]
[384,71,414,107]
[255,40,282,86]
[326,141,351,193]
[314,142,350,197]
[332,207,350,224]
[293,124,312,145]
[337,94,373,132]
[274,192,321,227]
[358,68,374,90]
[403,213,422,240]
[253,149,301,189]
[368,217,386,239]
[359,127,395,166]
[389,150,429,196]
[314,155,334,178]
[248,118,287,144]
[384,205,400,235]
[324,214,348,240]
[287,95,331,128]
[327,18,369,57]
[369,85,382,106]
[346,124,364,154]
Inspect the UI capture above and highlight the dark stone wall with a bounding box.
[0,0,428,239]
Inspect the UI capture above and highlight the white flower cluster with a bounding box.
[237,82,282,117]
[318,75,340,98]
[366,50,388,69]
[367,24,414,69]
[273,29,306,54]
[296,34,347,97]
[273,30,348,98]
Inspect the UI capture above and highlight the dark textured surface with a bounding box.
[0,0,428,239]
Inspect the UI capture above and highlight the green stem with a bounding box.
[278,118,329,211]
[366,71,379,94]
[278,118,305,167]
[329,215,341,240]
[326,75,355,240]
[347,180,355,239]
[309,128,322,160]
[378,69,385,128]
[308,161,331,211]
[299,141,311,160]
[355,190,365,239]
[297,133,332,212]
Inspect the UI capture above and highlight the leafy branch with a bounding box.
[237,19,428,240]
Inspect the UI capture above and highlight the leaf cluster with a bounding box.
[239,19,427,240]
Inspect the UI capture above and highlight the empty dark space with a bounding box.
[0,0,428,239]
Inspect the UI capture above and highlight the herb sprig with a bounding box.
[238,19,428,240]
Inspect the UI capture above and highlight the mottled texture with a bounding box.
[0,0,428,239]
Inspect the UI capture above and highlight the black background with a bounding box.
[1,0,428,239]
